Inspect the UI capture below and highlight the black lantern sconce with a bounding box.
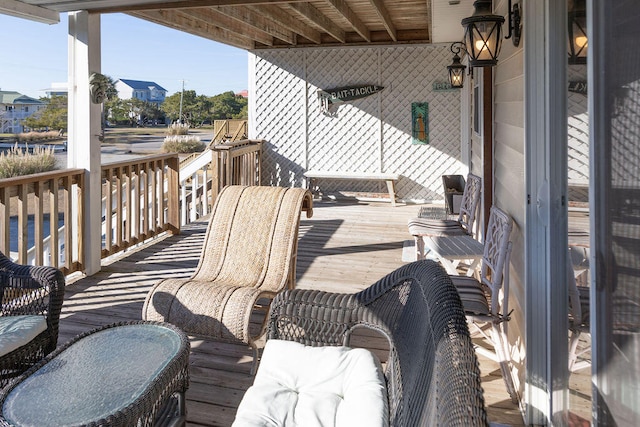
[461,0,522,68]
[447,42,468,88]
[568,0,587,64]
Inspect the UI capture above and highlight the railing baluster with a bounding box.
[141,163,148,238]
[125,166,132,244]
[104,167,113,255]
[115,167,123,250]
[0,188,7,256]
[34,181,44,265]
[49,178,59,268]
[63,175,73,274]
[17,183,28,263]
[159,160,166,230]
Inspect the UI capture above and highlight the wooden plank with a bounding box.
[368,0,397,41]
[287,2,345,43]
[215,6,294,45]
[129,10,256,50]
[181,8,274,46]
[324,0,370,41]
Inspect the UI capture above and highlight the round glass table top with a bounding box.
[3,323,183,427]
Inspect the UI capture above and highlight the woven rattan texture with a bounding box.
[266,260,488,427]
[253,45,465,202]
[143,186,312,346]
[0,251,65,388]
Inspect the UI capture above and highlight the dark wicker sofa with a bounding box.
[0,251,65,387]
[260,259,488,426]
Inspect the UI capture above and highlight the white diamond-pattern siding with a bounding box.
[252,44,464,202]
[567,64,590,201]
[255,52,306,188]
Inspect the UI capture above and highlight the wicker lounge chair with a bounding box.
[143,185,313,372]
[235,260,488,426]
[408,173,482,260]
[448,206,516,402]
[0,251,65,387]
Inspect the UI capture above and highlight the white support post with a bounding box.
[68,11,102,275]
[524,0,570,423]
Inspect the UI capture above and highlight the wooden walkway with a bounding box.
[59,200,528,426]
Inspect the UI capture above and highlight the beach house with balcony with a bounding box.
[0,90,46,134]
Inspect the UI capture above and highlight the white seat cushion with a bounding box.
[233,339,388,427]
[0,315,47,357]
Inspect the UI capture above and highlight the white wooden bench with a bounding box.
[304,170,400,206]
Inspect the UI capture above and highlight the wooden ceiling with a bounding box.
[13,0,443,50]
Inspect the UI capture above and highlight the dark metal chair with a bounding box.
[0,251,65,387]
[261,260,489,426]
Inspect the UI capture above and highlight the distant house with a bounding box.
[44,82,68,98]
[0,91,47,134]
[115,79,167,107]
[236,90,248,98]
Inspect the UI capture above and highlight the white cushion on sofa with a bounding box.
[233,339,388,427]
[0,315,47,357]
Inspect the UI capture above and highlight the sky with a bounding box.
[0,13,248,99]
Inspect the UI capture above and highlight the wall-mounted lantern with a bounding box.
[568,0,587,64]
[447,42,468,88]
[461,0,522,67]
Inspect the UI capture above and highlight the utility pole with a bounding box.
[178,80,184,124]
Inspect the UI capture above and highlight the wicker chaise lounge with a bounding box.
[0,251,65,387]
[234,260,489,426]
[143,185,313,372]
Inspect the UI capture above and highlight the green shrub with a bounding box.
[161,135,206,153]
[0,145,58,178]
[166,123,190,136]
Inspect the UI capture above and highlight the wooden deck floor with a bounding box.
[60,199,530,426]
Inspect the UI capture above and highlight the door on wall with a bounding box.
[591,0,640,424]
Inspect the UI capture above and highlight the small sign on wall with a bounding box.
[317,84,385,115]
[432,82,458,92]
[568,80,587,95]
[412,102,429,145]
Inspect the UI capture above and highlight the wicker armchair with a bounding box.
[0,251,65,387]
[143,185,313,373]
[262,260,488,426]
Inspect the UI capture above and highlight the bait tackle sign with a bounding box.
[317,84,384,114]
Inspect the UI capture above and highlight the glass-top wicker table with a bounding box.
[0,321,190,427]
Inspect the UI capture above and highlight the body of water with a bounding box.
[9,214,65,253]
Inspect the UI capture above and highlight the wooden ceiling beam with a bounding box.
[323,0,370,42]
[90,0,307,14]
[215,5,296,45]
[129,9,256,50]
[369,0,396,41]
[287,2,345,43]
[247,4,321,44]
[180,8,274,46]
